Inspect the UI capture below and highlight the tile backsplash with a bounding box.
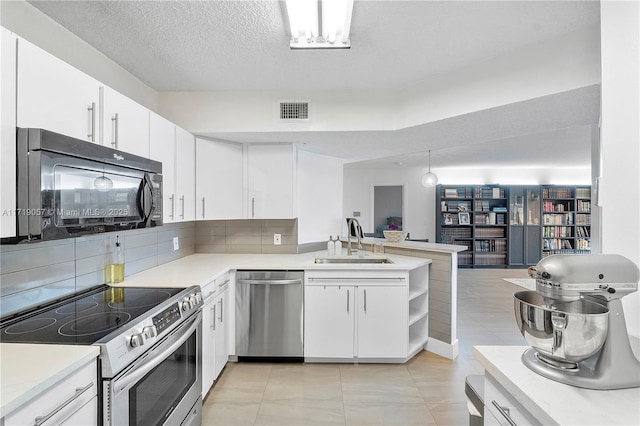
[0,222,195,319]
[1,219,303,319]
[195,219,298,254]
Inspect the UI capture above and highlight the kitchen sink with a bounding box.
[314,256,394,264]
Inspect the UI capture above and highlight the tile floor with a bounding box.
[202,268,530,425]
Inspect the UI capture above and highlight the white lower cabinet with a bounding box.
[304,271,409,361]
[304,285,355,358]
[201,294,216,397]
[214,283,229,378]
[356,285,408,358]
[4,358,98,426]
[201,273,230,398]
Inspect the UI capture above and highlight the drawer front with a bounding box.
[484,375,537,426]
[5,359,97,426]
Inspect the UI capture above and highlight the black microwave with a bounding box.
[7,128,162,243]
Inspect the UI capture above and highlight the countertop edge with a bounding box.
[473,345,640,426]
[0,344,99,418]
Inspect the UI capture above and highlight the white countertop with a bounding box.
[0,343,99,418]
[356,237,467,253]
[118,250,431,289]
[473,345,640,426]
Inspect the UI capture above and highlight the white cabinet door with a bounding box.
[149,112,176,222]
[304,285,355,358]
[357,286,408,358]
[246,144,295,219]
[176,126,195,222]
[1,28,17,238]
[195,138,243,220]
[201,297,215,397]
[214,285,229,379]
[102,86,149,157]
[55,396,98,426]
[16,37,101,143]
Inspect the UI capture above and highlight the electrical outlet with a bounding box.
[273,234,282,245]
[173,237,179,251]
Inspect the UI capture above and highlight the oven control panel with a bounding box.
[152,302,181,335]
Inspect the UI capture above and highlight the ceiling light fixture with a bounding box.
[285,0,354,49]
[421,150,438,187]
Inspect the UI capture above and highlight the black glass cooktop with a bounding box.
[0,286,184,345]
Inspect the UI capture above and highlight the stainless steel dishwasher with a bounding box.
[235,270,304,361]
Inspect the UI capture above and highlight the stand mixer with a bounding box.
[515,254,640,389]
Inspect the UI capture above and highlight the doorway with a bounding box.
[373,185,403,237]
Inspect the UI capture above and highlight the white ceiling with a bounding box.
[28,0,601,169]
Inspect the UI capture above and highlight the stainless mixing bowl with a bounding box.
[514,291,609,363]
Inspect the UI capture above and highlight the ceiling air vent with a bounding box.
[280,102,309,120]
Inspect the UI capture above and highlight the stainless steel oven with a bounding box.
[1,285,203,426]
[104,311,202,426]
[8,127,162,243]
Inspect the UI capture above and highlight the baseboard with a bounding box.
[426,337,459,360]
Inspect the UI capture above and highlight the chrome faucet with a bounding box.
[347,218,363,255]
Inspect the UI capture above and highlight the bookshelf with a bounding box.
[437,185,509,267]
[541,185,591,257]
[436,184,591,267]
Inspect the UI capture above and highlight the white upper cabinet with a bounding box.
[16,37,101,143]
[195,138,243,220]
[102,86,150,158]
[246,144,295,219]
[1,28,17,239]
[149,112,176,222]
[176,126,196,222]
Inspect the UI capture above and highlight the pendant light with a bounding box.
[421,150,438,187]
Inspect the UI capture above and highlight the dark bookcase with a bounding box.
[436,185,509,267]
[436,184,591,268]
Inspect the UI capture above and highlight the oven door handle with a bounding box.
[113,313,201,397]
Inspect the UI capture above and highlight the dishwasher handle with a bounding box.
[237,279,303,285]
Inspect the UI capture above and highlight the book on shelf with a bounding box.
[544,187,573,198]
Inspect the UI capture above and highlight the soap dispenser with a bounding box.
[334,235,342,255]
[327,236,335,255]
[109,235,125,283]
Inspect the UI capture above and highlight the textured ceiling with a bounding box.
[27,0,601,169]
[28,0,600,92]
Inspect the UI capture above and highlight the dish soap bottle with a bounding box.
[327,236,335,255]
[334,235,342,255]
[109,235,125,283]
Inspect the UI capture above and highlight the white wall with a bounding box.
[157,26,599,136]
[600,1,640,338]
[344,168,434,241]
[297,150,344,244]
[0,0,158,111]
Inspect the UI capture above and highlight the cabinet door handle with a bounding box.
[202,197,205,218]
[111,113,119,149]
[251,197,255,218]
[87,102,96,142]
[34,383,93,426]
[212,304,216,331]
[346,289,349,313]
[210,305,215,330]
[491,400,518,426]
[169,194,175,220]
[180,195,185,219]
[219,298,223,322]
[363,289,367,313]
